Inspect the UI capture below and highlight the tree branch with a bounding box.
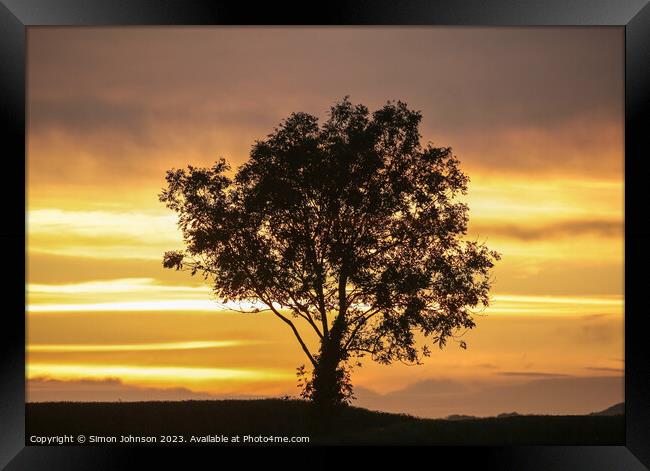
[264,297,317,367]
[236,259,318,368]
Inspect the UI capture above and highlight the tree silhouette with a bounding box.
[160,98,500,408]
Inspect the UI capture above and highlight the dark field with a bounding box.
[26,400,624,446]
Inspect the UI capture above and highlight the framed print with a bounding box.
[1,0,649,469]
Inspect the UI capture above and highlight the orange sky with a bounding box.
[26,27,624,417]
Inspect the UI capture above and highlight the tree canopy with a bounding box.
[160,98,499,406]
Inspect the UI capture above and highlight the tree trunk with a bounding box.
[311,339,344,408]
[311,265,349,409]
[311,312,349,408]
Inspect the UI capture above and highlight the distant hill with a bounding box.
[497,412,520,418]
[446,414,477,421]
[446,412,519,420]
[26,399,624,445]
[590,402,624,416]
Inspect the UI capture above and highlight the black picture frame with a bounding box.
[2,0,648,468]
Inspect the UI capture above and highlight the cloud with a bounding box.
[575,322,621,346]
[447,118,622,177]
[27,252,196,285]
[28,27,622,131]
[497,371,570,378]
[28,208,183,260]
[476,363,497,369]
[471,219,622,241]
[30,98,151,137]
[28,208,180,242]
[489,259,623,297]
[26,26,623,190]
[380,378,470,396]
[29,97,280,138]
[485,293,622,317]
[585,367,624,373]
[27,377,218,402]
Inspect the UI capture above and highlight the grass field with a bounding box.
[26,399,624,445]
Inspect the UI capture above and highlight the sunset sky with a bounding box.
[26,27,624,417]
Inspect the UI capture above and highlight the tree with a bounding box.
[160,98,500,408]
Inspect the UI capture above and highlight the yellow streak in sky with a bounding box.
[28,209,179,239]
[39,281,603,315]
[28,278,208,294]
[466,177,623,221]
[484,294,623,317]
[26,299,277,313]
[28,279,209,296]
[28,363,292,382]
[26,293,623,318]
[27,300,219,312]
[28,340,251,352]
[27,208,181,260]
[491,294,623,306]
